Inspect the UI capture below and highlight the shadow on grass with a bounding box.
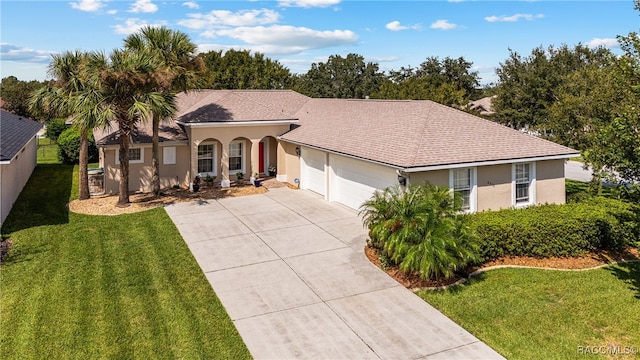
[1,164,73,235]
[607,262,640,300]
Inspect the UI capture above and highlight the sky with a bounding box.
[1,0,638,85]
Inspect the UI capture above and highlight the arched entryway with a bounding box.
[258,136,278,176]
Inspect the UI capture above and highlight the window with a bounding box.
[197,144,216,174]
[116,148,144,164]
[513,162,536,206]
[229,141,244,173]
[163,146,176,165]
[450,168,476,212]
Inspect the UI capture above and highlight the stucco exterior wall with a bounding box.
[477,164,513,211]
[1,136,38,226]
[102,144,190,194]
[277,141,301,184]
[408,170,448,187]
[536,159,566,205]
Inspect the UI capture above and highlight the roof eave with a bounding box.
[402,153,581,172]
[178,119,299,127]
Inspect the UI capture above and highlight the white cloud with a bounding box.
[485,13,544,22]
[199,25,358,55]
[430,19,458,30]
[129,0,158,14]
[0,43,54,63]
[278,0,340,8]
[178,9,280,29]
[182,1,199,9]
[69,0,104,12]
[385,21,421,32]
[113,18,166,35]
[366,56,399,63]
[586,37,619,49]
[107,9,117,15]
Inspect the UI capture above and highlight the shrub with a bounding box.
[468,197,639,261]
[45,118,69,142]
[360,183,479,280]
[57,127,98,165]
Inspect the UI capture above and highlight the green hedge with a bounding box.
[57,127,98,165]
[467,197,639,261]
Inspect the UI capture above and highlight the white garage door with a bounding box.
[330,154,398,210]
[300,147,326,196]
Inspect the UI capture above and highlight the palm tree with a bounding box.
[29,51,106,200]
[360,182,479,280]
[124,26,203,196]
[89,49,177,206]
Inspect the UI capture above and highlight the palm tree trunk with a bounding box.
[117,126,131,207]
[152,116,160,196]
[79,130,90,200]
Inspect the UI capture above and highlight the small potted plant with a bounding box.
[192,175,201,192]
[205,174,215,187]
[236,172,244,185]
[252,172,261,187]
[268,164,276,177]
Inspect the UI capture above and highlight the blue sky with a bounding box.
[1,1,638,84]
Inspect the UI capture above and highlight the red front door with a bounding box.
[259,142,265,173]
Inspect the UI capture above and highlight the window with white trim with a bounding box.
[163,146,176,165]
[197,144,216,175]
[450,168,476,212]
[116,148,144,164]
[513,162,535,206]
[229,141,244,173]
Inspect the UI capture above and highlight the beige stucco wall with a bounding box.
[1,136,38,226]
[477,164,513,211]
[188,125,289,182]
[102,144,190,194]
[277,141,301,184]
[408,170,449,187]
[536,159,566,205]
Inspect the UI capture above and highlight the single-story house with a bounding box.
[1,110,43,227]
[94,90,579,212]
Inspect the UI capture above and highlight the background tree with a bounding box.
[124,26,204,196]
[1,76,46,119]
[372,56,480,107]
[492,44,613,131]
[293,53,385,98]
[198,49,292,89]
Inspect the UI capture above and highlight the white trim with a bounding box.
[178,119,298,127]
[197,142,217,176]
[228,140,245,175]
[278,138,578,173]
[449,167,477,213]
[405,154,577,172]
[512,162,536,207]
[115,148,144,164]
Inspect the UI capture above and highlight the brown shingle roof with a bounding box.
[281,98,578,169]
[175,90,310,123]
[94,119,187,146]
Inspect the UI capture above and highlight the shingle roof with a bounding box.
[94,119,188,146]
[175,90,310,123]
[0,110,43,162]
[281,98,578,169]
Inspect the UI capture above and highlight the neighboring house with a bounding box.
[0,110,42,227]
[94,90,579,212]
[469,95,496,116]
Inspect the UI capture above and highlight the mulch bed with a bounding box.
[365,245,640,290]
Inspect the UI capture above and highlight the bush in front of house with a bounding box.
[360,183,479,280]
[468,197,639,261]
[45,118,69,142]
[57,127,98,165]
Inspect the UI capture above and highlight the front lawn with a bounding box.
[0,165,251,359]
[418,263,640,359]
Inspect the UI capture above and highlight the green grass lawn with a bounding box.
[37,138,60,164]
[0,164,251,359]
[418,264,640,359]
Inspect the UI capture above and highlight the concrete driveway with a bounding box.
[165,187,504,360]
